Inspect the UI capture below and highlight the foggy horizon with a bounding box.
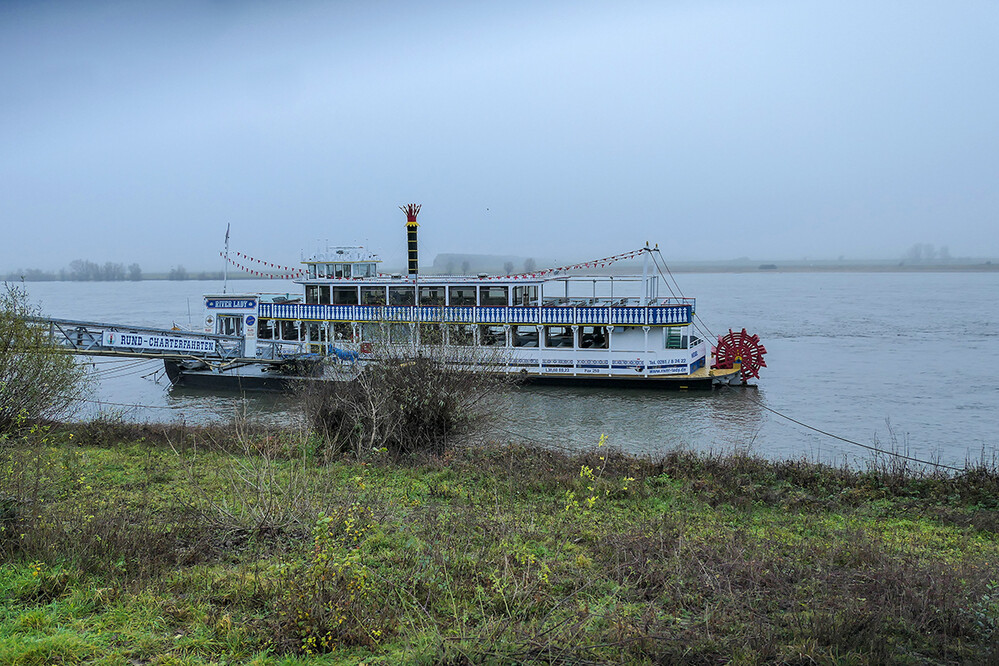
[3,1,998,273]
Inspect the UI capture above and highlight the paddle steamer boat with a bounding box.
[166,206,766,389]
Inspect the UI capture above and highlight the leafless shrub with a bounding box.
[0,283,90,433]
[300,342,516,459]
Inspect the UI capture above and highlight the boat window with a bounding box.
[544,326,573,348]
[448,325,474,346]
[319,286,331,305]
[333,287,358,305]
[305,285,319,304]
[479,286,508,306]
[512,325,539,347]
[217,315,243,337]
[419,286,446,305]
[353,263,376,278]
[359,323,385,342]
[279,321,301,341]
[307,265,317,279]
[513,285,538,306]
[389,286,416,306]
[578,326,608,349]
[449,286,476,306]
[360,287,386,305]
[257,319,274,339]
[306,323,321,343]
[331,322,353,341]
[316,264,328,278]
[389,324,411,344]
[418,324,444,345]
[478,325,506,346]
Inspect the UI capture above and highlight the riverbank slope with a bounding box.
[2,422,997,664]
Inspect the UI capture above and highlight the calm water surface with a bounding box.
[23,272,999,467]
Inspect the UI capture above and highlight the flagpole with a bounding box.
[223,223,230,294]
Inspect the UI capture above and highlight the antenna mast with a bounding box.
[223,223,230,294]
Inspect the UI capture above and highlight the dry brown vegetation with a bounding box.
[299,343,515,459]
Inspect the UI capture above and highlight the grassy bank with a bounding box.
[2,421,997,664]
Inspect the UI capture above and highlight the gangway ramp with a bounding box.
[30,317,304,367]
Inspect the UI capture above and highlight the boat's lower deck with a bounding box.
[164,358,741,391]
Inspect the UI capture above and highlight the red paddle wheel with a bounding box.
[712,328,767,384]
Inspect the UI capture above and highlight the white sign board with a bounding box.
[102,331,217,354]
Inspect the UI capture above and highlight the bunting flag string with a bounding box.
[228,250,303,273]
[484,247,650,280]
[220,252,305,279]
[218,246,649,281]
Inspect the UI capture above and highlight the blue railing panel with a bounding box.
[507,307,539,324]
[576,307,609,325]
[257,303,690,326]
[611,307,645,325]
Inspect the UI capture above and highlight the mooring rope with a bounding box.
[642,248,965,472]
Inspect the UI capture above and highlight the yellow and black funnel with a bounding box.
[400,203,421,277]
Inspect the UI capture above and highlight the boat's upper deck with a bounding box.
[295,273,692,310]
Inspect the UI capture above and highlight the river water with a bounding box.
[21,272,999,467]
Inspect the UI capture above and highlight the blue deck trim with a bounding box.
[256,303,692,326]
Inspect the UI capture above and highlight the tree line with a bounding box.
[2,260,141,282]
[901,243,952,264]
[2,261,226,282]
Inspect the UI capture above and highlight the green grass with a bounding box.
[1,422,997,664]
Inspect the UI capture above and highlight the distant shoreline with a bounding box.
[667,263,999,274]
[4,262,996,282]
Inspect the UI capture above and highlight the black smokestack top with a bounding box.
[400,203,421,277]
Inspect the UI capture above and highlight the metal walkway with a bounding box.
[31,317,304,367]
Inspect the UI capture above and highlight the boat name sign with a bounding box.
[102,331,217,353]
[205,299,257,309]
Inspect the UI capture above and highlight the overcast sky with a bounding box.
[2,0,997,271]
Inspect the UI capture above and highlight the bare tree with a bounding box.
[69,259,100,281]
[102,262,126,281]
